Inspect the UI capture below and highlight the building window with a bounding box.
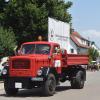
[71,49,74,53]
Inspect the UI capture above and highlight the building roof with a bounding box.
[72,31,82,39]
[71,32,90,49]
[72,31,90,42]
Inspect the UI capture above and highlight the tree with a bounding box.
[88,48,99,63]
[0,0,6,12]
[0,0,72,45]
[0,27,16,58]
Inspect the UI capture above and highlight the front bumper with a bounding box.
[6,77,44,89]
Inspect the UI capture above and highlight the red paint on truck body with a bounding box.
[9,41,89,77]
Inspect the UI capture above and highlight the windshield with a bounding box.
[21,44,51,55]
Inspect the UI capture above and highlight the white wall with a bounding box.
[69,39,89,54]
[48,17,71,53]
[79,48,88,54]
[70,39,78,54]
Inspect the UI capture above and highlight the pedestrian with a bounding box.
[38,35,43,41]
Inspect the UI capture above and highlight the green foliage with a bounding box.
[88,48,100,63]
[0,0,6,12]
[0,0,72,45]
[0,27,16,58]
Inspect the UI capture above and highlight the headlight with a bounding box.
[37,70,42,76]
[2,69,7,75]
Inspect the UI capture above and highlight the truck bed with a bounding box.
[67,54,89,65]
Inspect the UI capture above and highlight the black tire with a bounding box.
[4,79,18,96]
[43,73,56,96]
[71,71,85,89]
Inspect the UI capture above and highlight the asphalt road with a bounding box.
[0,71,100,100]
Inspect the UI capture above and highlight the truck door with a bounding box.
[53,45,62,73]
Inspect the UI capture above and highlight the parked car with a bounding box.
[0,57,8,78]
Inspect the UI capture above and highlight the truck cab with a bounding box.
[9,41,62,77]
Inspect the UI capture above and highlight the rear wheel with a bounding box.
[71,70,85,89]
[4,79,18,96]
[43,73,56,96]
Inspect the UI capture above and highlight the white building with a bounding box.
[70,31,90,54]
[48,18,99,55]
[91,42,100,55]
[91,42,100,51]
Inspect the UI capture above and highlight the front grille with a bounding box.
[12,59,30,69]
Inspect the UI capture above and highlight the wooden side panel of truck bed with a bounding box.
[67,54,89,66]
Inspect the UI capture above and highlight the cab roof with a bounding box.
[22,41,59,46]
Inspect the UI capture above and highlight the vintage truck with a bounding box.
[2,41,89,96]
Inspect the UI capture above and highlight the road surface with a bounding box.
[0,71,100,100]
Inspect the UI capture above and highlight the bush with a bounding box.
[0,27,16,58]
[88,48,99,63]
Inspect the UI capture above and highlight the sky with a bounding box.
[65,0,100,48]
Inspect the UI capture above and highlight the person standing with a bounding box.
[38,35,43,41]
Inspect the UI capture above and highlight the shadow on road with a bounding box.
[56,86,71,92]
[0,86,71,97]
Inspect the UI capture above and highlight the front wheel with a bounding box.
[43,73,56,96]
[71,71,85,89]
[4,79,18,96]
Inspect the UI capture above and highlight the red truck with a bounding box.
[2,41,89,96]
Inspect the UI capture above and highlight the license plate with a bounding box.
[15,83,22,88]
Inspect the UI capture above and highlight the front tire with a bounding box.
[71,71,85,89]
[43,73,56,96]
[4,79,18,96]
